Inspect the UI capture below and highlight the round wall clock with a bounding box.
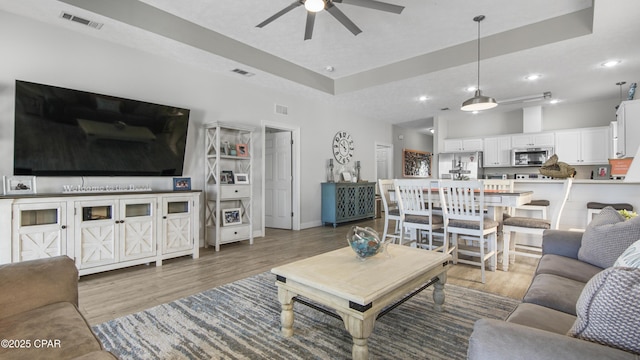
[332,131,354,164]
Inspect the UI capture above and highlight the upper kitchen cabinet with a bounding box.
[511,132,555,148]
[616,99,640,158]
[555,127,609,165]
[483,136,512,167]
[443,138,483,153]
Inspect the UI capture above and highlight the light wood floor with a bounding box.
[78,218,538,325]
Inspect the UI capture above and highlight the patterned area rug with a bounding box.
[93,272,519,359]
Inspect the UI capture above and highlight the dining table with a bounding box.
[388,185,533,272]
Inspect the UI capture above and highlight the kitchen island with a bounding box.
[512,179,640,230]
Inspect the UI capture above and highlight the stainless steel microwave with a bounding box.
[512,147,553,167]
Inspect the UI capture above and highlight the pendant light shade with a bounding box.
[461,15,497,112]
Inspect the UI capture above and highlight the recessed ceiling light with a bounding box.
[550,99,560,104]
[466,86,477,92]
[602,60,621,68]
[418,95,428,102]
[525,74,541,81]
[324,65,334,72]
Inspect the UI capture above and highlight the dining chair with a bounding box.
[482,179,514,216]
[378,179,401,244]
[393,179,444,250]
[439,180,500,283]
[502,178,573,264]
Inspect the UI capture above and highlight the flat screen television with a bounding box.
[13,80,190,176]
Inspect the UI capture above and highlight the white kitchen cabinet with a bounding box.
[12,202,67,262]
[616,99,640,158]
[511,132,555,148]
[2,191,200,275]
[204,122,254,251]
[443,138,483,152]
[555,127,609,165]
[483,136,512,167]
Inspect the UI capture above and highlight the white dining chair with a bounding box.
[394,179,444,250]
[502,178,573,264]
[378,179,401,244]
[482,179,514,217]
[439,180,500,283]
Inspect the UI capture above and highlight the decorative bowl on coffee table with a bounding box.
[347,226,387,260]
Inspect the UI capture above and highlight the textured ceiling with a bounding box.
[1,0,639,133]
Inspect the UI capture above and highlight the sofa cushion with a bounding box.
[507,303,577,335]
[614,239,640,268]
[568,267,640,355]
[0,302,104,360]
[578,207,640,269]
[536,254,602,283]
[523,274,585,315]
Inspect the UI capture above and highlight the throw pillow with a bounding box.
[578,207,640,268]
[567,267,640,355]
[614,239,640,268]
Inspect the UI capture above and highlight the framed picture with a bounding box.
[222,208,242,226]
[403,149,431,178]
[593,165,611,180]
[4,176,36,195]
[221,170,235,184]
[236,143,248,157]
[173,177,191,190]
[342,172,352,182]
[234,173,249,184]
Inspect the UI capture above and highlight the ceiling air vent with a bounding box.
[60,12,103,29]
[231,68,255,77]
[275,104,288,115]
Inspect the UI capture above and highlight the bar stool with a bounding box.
[586,202,633,224]
[515,199,550,220]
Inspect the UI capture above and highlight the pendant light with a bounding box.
[461,15,497,111]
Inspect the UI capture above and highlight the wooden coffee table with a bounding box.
[271,244,451,360]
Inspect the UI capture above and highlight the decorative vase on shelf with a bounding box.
[346,226,389,260]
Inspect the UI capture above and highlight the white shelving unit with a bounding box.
[204,122,254,251]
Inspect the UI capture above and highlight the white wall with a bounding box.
[391,126,433,178]
[0,11,393,240]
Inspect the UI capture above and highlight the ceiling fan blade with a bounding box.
[326,4,362,36]
[304,12,316,40]
[256,1,303,28]
[335,0,404,14]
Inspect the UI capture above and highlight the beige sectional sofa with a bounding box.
[0,256,116,360]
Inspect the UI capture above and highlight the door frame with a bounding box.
[262,121,301,232]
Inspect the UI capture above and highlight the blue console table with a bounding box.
[321,182,376,227]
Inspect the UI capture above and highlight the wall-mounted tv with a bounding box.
[14,80,190,176]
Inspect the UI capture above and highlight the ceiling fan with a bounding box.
[256,0,405,40]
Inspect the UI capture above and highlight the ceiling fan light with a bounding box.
[305,0,325,12]
[461,90,498,111]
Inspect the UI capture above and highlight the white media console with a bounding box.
[0,191,200,276]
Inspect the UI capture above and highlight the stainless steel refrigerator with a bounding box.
[438,152,483,180]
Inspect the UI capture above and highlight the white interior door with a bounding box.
[265,131,292,229]
[375,143,393,187]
